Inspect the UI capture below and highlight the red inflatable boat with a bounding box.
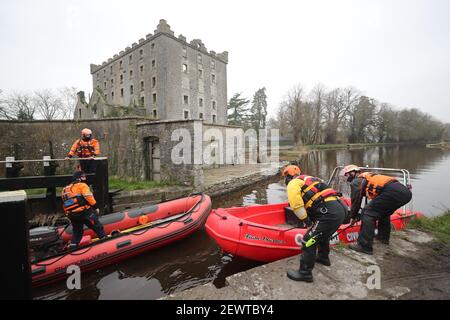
[30,193,211,287]
[205,200,421,262]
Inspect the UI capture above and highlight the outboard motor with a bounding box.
[29,226,64,261]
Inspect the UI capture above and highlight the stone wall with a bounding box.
[0,118,141,178]
[0,118,245,187]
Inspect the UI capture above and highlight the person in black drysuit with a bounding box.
[343,165,413,255]
[282,165,347,282]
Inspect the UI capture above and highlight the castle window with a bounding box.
[182,64,188,73]
[211,74,216,83]
[184,110,190,119]
[211,60,216,69]
[140,96,145,106]
[183,95,189,105]
[199,112,204,120]
[212,101,216,110]
[120,88,124,97]
[212,114,217,123]
[112,91,115,99]
[152,94,157,104]
[110,66,113,74]
[120,74,123,84]
[151,43,155,50]
[129,55,133,64]
[152,77,156,88]
[198,69,203,78]
[153,109,157,118]
[104,82,107,89]
[197,53,202,64]
[140,81,144,91]
[182,47,187,58]
[130,70,133,78]
[130,85,134,94]
[139,49,144,58]
[140,65,144,74]
[152,60,156,68]
[119,60,123,69]
[111,79,114,86]
[199,98,203,107]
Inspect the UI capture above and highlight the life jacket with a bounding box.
[359,172,397,199]
[70,139,99,158]
[61,183,91,214]
[295,175,340,210]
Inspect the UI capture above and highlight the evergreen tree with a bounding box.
[227,92,250,126]
[250,87,268,130]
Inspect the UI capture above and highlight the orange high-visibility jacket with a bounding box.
[61,182,96,214]
[68,139,100,158]
[359,172,397,199]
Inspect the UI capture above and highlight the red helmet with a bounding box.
[282,165,301,177]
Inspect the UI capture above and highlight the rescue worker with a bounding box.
[343,164,412,255]
[62,171,106,247]
[65,128,100,173]
[282,165,347,282]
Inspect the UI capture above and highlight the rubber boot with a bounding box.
[287,268,313,282]
[316,242,331,266]
[348,243,373,255]
[315,256,331,266]
[287,254,314,282]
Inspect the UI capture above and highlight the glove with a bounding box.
[301,216,313,228]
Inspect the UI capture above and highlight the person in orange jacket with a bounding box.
[343,164,412,255]
[62,171,105,246]
[65,128,100,173]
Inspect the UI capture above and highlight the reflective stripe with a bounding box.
[295,176,340,209]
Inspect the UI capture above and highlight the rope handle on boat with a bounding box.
[239,221,297,233]
[239,211,417,235]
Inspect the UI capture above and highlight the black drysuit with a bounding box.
[349,176,412,250]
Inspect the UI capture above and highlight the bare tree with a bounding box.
[58,87,78,119]
[34,89,64,120]
[0,92,36,120]
[283,85,306,145]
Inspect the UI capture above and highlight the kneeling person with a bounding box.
[282,165,346,282]
[62,171,106,246]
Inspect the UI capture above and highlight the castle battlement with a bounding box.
[91,19,228,74]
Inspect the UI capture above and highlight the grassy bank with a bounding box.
[24,178,171,195]
[108,177,171,191]
[408,211,450,243]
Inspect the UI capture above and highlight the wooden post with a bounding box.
[0,190,31,300]
[93,159,110,215]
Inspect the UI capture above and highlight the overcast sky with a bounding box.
[1,0,449,122]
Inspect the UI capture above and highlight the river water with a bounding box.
[33,145,450,300]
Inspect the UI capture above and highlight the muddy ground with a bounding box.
[379,233,450,299]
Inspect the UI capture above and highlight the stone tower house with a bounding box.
[75,19,228,125]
